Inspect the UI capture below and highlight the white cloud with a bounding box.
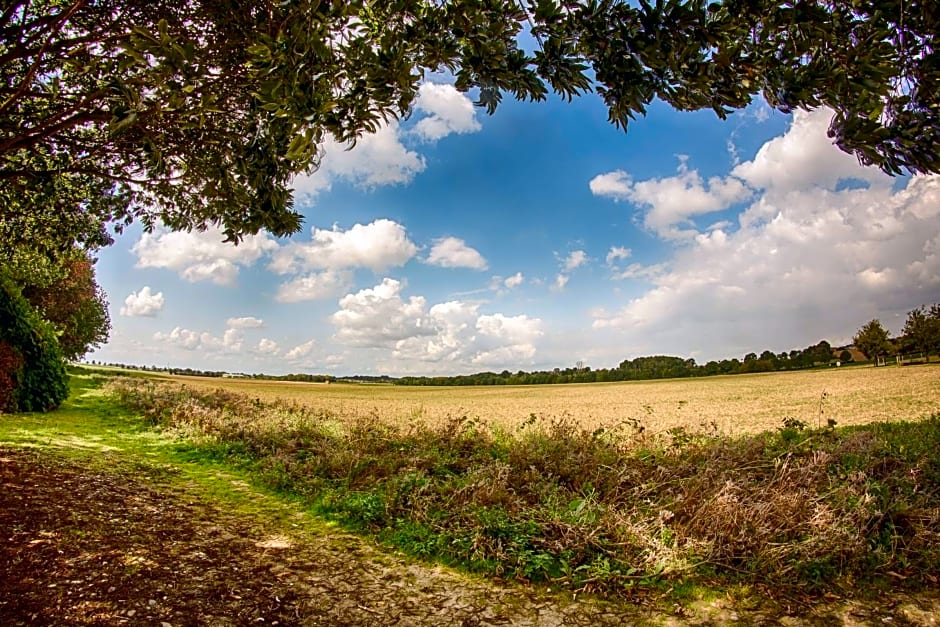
[606,246,632,266]
[330,278,432,347]
[471,313,543,366]
[226,316,264,329]
[592,109,940,359]
[275,270,354,303]
[732,108,888,194]
[563,250,588,272]
[120,286,164,317]
[153,326,201,350]
[269,219,417,275]
[293,121,425,198]
[591,157,752,239]
[504,272,524,288]
[393,300,481,363]
[750,102,772,123]
[132,227,277,285]
[552,274,569,291]
[612,262,668,281]
[426,237,488,270]
[476,313,542,344]
[153,326,243,352]
[285,339,317,361]
[413,82,482,141]
[292,83,480,198]
[256,338,280,355]
[589,170,632,197]
[325,354,345,367]
[331,279,544,371]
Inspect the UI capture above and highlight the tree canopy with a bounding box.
[2,0,938,254]
[901,304,940,361]
[853,319,893,361]
[20,250,111,361]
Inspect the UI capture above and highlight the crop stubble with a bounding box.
[167,365,940,435]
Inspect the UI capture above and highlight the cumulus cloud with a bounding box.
[226,316,264,329]
[132,227,277,285]
[426,237,488,270]
[256,338,280,355]
[471,313,543,365]
[285,339,317,361]
[292,83,480,198]
[732,108,887,194]
[330,279,543,370]
[589,170,633,197]
[592,108,940,359]
[153,326,243,352]
[293,121,425,198]
[269,219,417,276]
[590,158,752,239]
[330,278,433,347]
[413,82,482,141]
[275,270,354,303]
[120,286,164,317]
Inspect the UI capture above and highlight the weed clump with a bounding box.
[111,379,940,598]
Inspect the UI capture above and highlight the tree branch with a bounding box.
[0,0,90,118]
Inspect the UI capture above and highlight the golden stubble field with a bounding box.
[164,365,940,436]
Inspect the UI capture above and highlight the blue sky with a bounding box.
[90,82,940,375]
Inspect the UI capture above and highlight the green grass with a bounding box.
[0,372,339,538]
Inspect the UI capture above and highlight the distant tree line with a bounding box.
[87,303,939,388]
[86,362,335,383]
[393,340,842,387]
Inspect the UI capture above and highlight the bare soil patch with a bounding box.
[3,447,939,626]
[0,447,638,625]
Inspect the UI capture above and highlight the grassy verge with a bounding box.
[104,375,940,599]
[0,371,341,539]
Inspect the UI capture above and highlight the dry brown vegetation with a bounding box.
[110,372,940,599]
[167,365,940,434]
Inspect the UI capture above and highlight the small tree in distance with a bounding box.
[901,305,940,363]
[853,319,893,363]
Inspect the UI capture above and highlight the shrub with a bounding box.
[0,270,69,412]
[0,341,24,412]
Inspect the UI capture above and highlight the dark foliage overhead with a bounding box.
[2,1,937,256]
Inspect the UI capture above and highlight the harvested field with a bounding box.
[164,364,940,435]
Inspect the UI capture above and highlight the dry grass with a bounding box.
[165,364,940,434]
[109,376,940,596]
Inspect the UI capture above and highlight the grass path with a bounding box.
[2,373,939,625]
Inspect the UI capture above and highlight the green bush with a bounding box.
[0,340,24,411]
[0,270,68,412]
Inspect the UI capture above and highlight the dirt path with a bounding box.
[2,447,938,626]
